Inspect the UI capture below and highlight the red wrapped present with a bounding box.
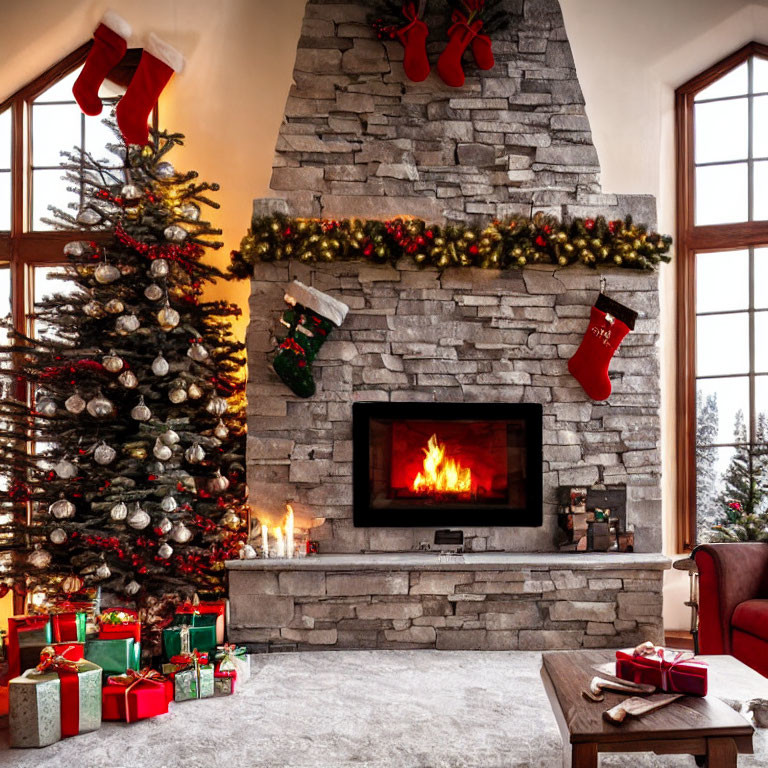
[50,611,86,643]
[98,607,141,643]
[176,600,226,644]
[616,643,708,696]
[102,669,173,722]
[7,615,50,680]
[213,667,237,697]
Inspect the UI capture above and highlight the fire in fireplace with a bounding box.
[353,402,542,527]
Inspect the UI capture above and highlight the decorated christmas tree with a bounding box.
[0,123,248,608]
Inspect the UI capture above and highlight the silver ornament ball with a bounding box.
[152,354,170,376]
[157,542,174,559]
[131,396,152,422]
[102,351,124,373]
[160,495,178,512]
[157,305,180,330]
[116,314,140,335]
[125,579,140,596]
[169,387,187,404]
[110,501,128,521]
[28,547,52,569]
[95,562,112,580]
[50,527,68,545]
[118,370,139,389]
[185,442,205,464]
[65,393,86,414]
[94,442,117,465]
[156,516,172,535]
[164,224,187,243]
[127,503,151,530]
[54,459,77,479]
[76,208,101,225]
[171,522,193,543]
[206,397,228,417]
[187,342,209,362]
[104,299,125,314]
[144,283,164,301]
[94,262,121,284]
[87,393,115,419]
[49,498,76,519]
[150,259,170,278]
[155,162,175,179]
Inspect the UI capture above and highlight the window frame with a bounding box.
[676,41,768,551]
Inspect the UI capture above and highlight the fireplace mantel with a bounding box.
[226,552,671,572]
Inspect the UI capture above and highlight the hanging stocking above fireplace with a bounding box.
[272,281,349,399]
[567,293,637,402]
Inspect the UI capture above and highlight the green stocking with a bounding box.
[272,281,349,398]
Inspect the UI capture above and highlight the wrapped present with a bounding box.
[84,637,140,679]
[9,647,102,748]
[52,588,101,621]
[50,612,86,643]
[616,643,708,696]
[102,669,173,722]
[214,669,236,697]
[175,600,227,643]
[98,608,141,643]
[171,656,214,702]
[163,623,216,661]
[215,643,250,686]
[8,615,51,680]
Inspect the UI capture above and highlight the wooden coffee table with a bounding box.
[541,650,755,767]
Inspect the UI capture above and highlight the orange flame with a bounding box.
[412,434,472,495]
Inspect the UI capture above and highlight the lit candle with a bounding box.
[285,504,294,559]
[261,524,269,558]
[274,526,285,558]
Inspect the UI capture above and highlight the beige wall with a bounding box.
[2,0,768,628]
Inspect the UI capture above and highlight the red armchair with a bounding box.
[693,542,768,678]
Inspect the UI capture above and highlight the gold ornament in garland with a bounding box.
[230,213,672,278]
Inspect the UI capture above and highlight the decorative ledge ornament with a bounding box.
[231,214,671,278]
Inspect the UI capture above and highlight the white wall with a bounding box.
[2,0,766,629]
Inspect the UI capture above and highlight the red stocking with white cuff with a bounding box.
[567,294,637,402]
[72,11,132,116]
[116,33,184,146]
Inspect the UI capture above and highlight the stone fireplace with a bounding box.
[226,0,668,651]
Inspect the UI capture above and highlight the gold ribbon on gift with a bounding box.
[108,668,168,723]
[31,646,82,675]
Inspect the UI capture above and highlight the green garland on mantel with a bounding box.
[229,213,672,279]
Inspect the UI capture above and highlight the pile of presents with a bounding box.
[5,596,250,748]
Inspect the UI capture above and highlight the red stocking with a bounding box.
[437,13,483,88]
[72,11,132,116]
[471,33,494,70]
[116,34,184,146]
[396,3,430,82]
[567,294,637,401]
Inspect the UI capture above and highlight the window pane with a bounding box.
[754,57,768,94]
[697,445,736,542]
[696,312,749,376]
[755,312,768,373]
[755,248,768,309]
[0,171,9,231]
[695,62,748,102]
[753,160,768,221]
[753,96,768,158]
[84,114,121,165]
[0,264,10,349]
[696,250,748,313]
[32,104,81,167]
[0,109,10,170]
[697,376,749,444]
[695,98,748,163]
[32,168,78,230]
[756,375,768,433]
[34,266,80,342]
[695,163,748,224]
[35,68,80,103]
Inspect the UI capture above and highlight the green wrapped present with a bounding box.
[163,624,216,661]
[9,650,101,748]
[84,638,140,679]
[173,662,214,702]
[171,612,218,629]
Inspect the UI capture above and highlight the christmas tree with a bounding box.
[0,124,248,608]
[711,409,768,541]
[695,390,719,541]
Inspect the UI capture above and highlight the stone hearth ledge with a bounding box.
[225,552,671,572]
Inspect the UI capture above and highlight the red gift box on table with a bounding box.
[616,645,708,696]
[176,600,226,644]
[98,607,141,643]
[102,669,173,722]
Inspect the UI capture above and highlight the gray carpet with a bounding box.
[0,651,765,767]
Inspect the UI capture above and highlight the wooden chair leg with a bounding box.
[571,743,598,768]
[705,737,737,767]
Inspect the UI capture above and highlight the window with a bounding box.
[0,43,146,611]
[676,43,768,550]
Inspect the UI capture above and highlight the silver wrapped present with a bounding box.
[9,654,102,748]
[173,662,214,702]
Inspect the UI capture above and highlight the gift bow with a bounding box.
[169,649,209,669]
[32,645,82,675]
[99,608,138,625]
[108,668,168,723]
[176,601,200,615]
[216,643,247,679]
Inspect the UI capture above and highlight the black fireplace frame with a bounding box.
[352,401,543,528]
